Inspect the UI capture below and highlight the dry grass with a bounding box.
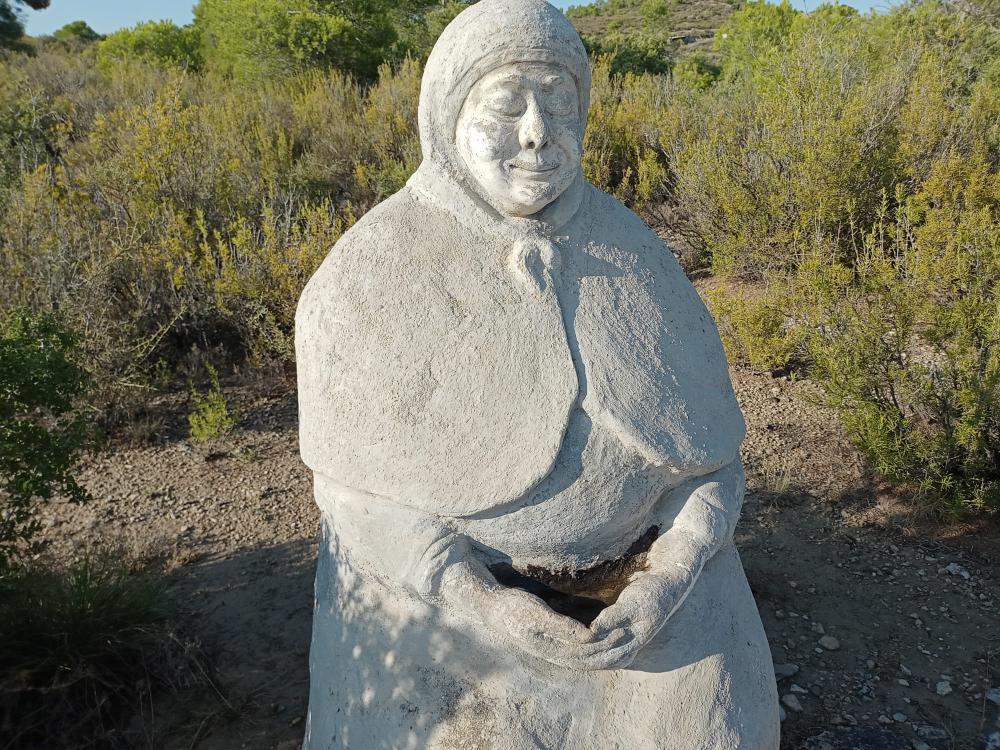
[0,550,216,749]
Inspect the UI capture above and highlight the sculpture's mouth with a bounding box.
[489,525,660,626]
[507,159,560,180]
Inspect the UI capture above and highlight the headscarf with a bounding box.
[408,0,591,231]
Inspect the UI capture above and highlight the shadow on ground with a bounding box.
[157,538,317,749]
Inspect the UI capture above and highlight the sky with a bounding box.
[23,0,896,37]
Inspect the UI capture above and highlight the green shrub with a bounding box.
[713,0,798,81]
[191,0,439,81]
[351,58,423,203]
[706,282,804,373]
[675,6,907,277]
[701,1,1000,516]
[672,54,721,91]
[801,174,1000,516]
[0,57,420,394]
[52,20,103,45]
[584,57,674,212]
[0,310,94,571]
[97,20,202,71]
[188,364,235,443]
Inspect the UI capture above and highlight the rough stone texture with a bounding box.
[799,728,911,750]
[296,0,779,747]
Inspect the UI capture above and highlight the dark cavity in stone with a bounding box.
[489,525,659,626]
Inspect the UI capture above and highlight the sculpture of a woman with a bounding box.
[296,1,780,747]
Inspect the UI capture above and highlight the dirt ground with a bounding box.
[36,367,1000,750]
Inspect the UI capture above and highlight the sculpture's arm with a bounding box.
[646,457,745,591]
[403,519,632,669]
[583,458,746,670]
[315,475,602,668]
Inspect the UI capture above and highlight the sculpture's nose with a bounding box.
[519,98,549,152]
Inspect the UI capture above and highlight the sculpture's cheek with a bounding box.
[551,122,583,162]
[461,117,517,165]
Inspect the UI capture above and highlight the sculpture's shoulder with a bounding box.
[582,186,687,282]
[298,188,447,314]
[572,185,746,473]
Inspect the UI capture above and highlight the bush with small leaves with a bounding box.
[188,364,235,443]
[0,310,94,570]
[0,552,210,748]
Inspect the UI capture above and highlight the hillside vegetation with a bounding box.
[567,0,740,58]
[0,0,998,531]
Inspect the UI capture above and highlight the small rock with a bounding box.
[935,681,953,696]
[892,713,906,722]
[782,694,803,713]
[910,742,930,750]
[818,635,841,651]
[986,731,1000,750]
[775,663,800,680]
[943,562,971,580]
[811,622,826,635]
[986,687,1000,706]
[915,725,949,741]
[791,683,808,694]
[800,728,910,750]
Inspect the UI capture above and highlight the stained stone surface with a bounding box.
[295,0,780,747]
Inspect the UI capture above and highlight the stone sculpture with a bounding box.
[295,0,780,747]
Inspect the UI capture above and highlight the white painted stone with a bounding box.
[296,0,779,747]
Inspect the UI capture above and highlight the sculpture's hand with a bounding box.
[405,456,741,672]
[579,459,747,670]
[584,567,693,670]
[436,553,642,670]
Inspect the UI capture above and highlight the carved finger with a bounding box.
[506,590,594,644]
[589,604,628,636]
[573,627,631,654]
[572,638,641,671]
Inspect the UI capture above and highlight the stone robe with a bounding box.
[295,1,779,747]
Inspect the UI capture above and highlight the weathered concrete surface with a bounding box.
[296,0,779,747]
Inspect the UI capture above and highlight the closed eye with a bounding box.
[483,94,526,118]
[546,92,575,117]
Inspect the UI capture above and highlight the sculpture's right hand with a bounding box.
[439,556,628,670]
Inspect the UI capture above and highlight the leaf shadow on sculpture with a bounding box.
[308,526,775,749]
[307,525,572,749]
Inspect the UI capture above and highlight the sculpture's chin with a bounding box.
[502,183,564,217]
[505,201,555,218]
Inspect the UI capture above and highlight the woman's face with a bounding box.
[456,62,583,218]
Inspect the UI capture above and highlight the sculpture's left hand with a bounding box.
[573,460,746,670]
[580,567,694,670]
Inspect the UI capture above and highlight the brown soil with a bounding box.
[34,368,1000,749]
